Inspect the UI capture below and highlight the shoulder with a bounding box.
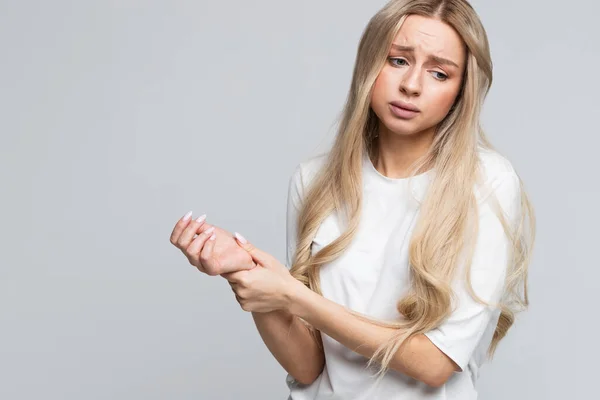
[289,152,329,194]
[477,146,517,179]
[475,146,521,205]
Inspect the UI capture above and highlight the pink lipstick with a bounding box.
[389,101,420,119]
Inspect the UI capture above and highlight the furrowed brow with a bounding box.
[390,44,459,68]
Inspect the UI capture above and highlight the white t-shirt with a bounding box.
[284,146,522,400]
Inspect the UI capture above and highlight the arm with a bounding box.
[285,170,522,388]
[286,282,454,387]
[250,164,325,385]
[251,310,324,385]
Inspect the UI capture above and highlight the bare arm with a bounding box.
[251,309,325,385]
[288,281,457,387]
[246,164,325,385]
[189,223,324,385]
[170,214,326,385]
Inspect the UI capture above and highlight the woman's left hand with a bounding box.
[220,232,301,313]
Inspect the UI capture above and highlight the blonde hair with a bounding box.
[288,0,536,382]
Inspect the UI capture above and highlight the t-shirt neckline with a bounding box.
[362,151,434,184]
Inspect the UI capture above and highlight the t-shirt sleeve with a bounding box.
[285,164,305,270]
[423,170,522,372]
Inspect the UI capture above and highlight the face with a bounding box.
[370,14,467,138]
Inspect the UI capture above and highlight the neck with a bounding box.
[371,125,435,179]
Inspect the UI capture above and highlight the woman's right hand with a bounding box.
[169,211,256,276]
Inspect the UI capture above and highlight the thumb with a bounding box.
[234,232,268,265]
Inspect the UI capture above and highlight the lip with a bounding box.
[389,103,419,120]
[390,100,420,112]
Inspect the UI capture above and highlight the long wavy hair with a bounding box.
[288,0,536,382]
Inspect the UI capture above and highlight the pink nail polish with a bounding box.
[182,211,193,221]
[196,214,206,223]
[234,232,247,244]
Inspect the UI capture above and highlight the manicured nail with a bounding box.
[195,214,206,223]
[182,211,193,221]
[209,233,216,241]
[234,232,247,244]
[205,226,215,235]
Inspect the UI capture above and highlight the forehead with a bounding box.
[392,14,465,63]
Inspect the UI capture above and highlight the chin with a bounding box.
[384,125,419,137]
[385,118,420,134]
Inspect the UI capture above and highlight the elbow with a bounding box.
[294,374,319,386]
[292,358,325,386]
[422,362,456,388]
[291,369,322,386]
[388,359,452,388]
[413,335,460,388]
[423,373,449,388]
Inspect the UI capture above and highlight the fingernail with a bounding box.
[205,226,215,235]
[182,211,193,221]
[234,232,247,244]
[209,233,216,241]
[195,214,206,223]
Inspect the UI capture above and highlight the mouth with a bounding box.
[390,100,420,112]
[389,101,420,119]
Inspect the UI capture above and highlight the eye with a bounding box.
[389,57,449,81]
[388,57,408,67]
[432,71,448,81]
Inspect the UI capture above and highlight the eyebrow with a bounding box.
[390,44,460,68]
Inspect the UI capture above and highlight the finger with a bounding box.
[199,228,218,274]
[194,220,214,236]
[221,270,245,283]
[220,271,235,280]
[233,232,269,265]
[176,214,208,249]
[186,225,216,259]
[169,210,194,245]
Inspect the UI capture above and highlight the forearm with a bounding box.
[251,309,325,385]
[287,281,453,387]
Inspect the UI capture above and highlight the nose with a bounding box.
[399,67,421,97]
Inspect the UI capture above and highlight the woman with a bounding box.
[169,0,536,398]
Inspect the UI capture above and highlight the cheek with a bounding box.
[426,87,460,118]
[371,77,383,104]
[370,72,391,109]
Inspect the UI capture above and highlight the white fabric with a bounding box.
[284,147,522,400]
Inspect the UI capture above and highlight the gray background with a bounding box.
[1,0,598,399]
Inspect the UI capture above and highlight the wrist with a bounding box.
[252,308,293,322]
[284,278,310,316]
